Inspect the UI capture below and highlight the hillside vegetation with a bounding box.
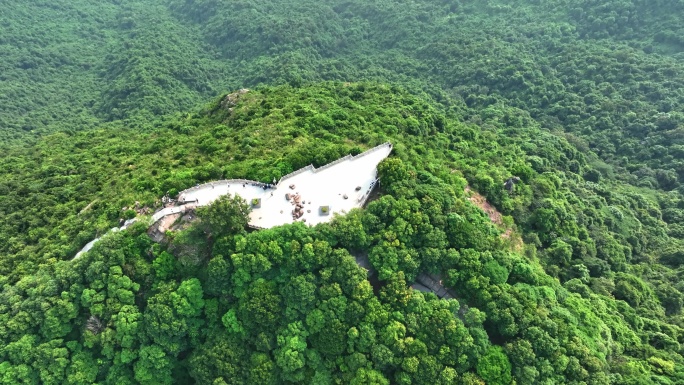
[1,83,683,384]
[1,0,684,384]
[3,0,684,191]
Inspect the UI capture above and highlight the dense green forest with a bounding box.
[4,0,684,190]
[2,0,684,384]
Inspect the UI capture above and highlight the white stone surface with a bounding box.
[179,142,392,228]
[151,204,196,222]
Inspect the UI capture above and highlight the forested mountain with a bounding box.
[4,0,684,190]
[1,1,684,384]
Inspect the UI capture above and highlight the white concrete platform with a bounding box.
[179,142,392,228]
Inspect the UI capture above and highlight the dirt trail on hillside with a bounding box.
[465,186,523,251]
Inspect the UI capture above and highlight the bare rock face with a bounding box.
[147,212,184,243]
[220,89,250,112]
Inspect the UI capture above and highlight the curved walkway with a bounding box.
[73,219,137,260]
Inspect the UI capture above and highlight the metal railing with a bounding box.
[277,165,315,185]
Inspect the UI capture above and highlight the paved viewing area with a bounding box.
[73,143,392,259]
[178,142,393,228]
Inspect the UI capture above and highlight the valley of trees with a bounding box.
[1,0,684,384]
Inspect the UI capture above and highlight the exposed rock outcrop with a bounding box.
[220,88,250,113]
[504,176,521,192]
